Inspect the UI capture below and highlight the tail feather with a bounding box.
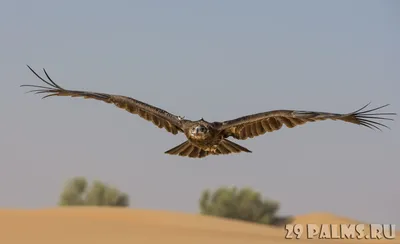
[164,139,251,158]
[164,141,209,158]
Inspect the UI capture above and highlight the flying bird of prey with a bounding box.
[21,66,396,158]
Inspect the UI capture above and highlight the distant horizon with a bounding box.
[0,205,385,225]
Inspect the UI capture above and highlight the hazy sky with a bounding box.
[1,0,399,226]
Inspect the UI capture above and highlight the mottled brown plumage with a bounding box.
[21,66,396,159]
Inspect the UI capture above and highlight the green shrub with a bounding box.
[59,176,129,207]
[199,186,292,226]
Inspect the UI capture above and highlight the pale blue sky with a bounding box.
[1,0,399,225]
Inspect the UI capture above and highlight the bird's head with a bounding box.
[189,124,210,140]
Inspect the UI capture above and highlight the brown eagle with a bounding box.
[21,66,396,158]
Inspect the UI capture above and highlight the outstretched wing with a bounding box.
[21,65,185,135]
[219,104,396,140]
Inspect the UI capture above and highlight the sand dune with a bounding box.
[293,212,360,225]
[0,208,397,244]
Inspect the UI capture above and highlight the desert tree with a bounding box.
[58,176,129,207]
[199,186,292,226]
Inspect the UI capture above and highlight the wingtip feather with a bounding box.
[350,103,395,131]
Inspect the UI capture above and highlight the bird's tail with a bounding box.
[164,139,251,158]
[165,141,210,158]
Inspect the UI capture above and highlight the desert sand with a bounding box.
[0,208,397,244]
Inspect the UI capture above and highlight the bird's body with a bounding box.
[184,120,223,151]
[21,66,396,158]
[152,118,252,157]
